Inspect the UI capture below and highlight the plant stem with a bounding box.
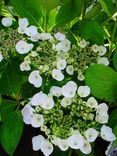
[108,22,117,58]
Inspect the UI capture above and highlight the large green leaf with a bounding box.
[40,0,60,11]
[0,58,24,97]
[0,111,23,156]
[10,0,44,26]
[56,0,83,26]
[98,0,114,16]
[85,64,117,102]
[0,99,17,121]
[113,49,117,71]
[80,19,104,44]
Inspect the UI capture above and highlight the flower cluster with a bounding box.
[1,17,115,156]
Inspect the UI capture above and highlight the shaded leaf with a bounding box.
[80,19,104,44]
[56,0,83,26]
[40,0,60,11]
[0,111,23,156]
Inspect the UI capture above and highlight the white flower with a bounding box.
[91,44,99,53]
[95,113,109,124]
[18,26,27,34]
[66,65,74,75]
[32,135,45,151]
[61,97,72,107]
[98,46,107,56]
[25,25,38,36]
[39,33,52,40]
[2,17,12,27]
[78,39,87,48]
[62,81,77,98]
[54,32,65,41]
[97,57,109,66]
[50,86,62,97]
[20,61,31,71]
[19,18,29,27]
[16,40,33,54]
[21,104,35,124]
[96,103,108,116]
[54,39,71,52]
[31,114,44,128]
[28,70,42,88]
[57,59,67,70]
[101,125,116,142]
[58,139,69,151]
[51,136,60,146]
[78,73,85,81]
[85,128,98,142]
[41,140,54,156]
[80,139,92,154]
[0,53,3,62]
[52,69,64,81]
[77,86,90,97]
[86,97,98,108]
[67,132,84,149]
[30,33,40,42]
[40,97,54,110]
[31,92,47,106]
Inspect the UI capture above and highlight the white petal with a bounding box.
[66,65,74,75]
[28,70,42,88]
[78,39,87,48]
[67,132,84,149]
[20,61,31,71]
[0,53,3,62]
[18,26,27,34]
[25,25,38,36]
[96,103,108,116]
[77,86,90,98]
[41,140,54,156]
[86,97,98,108]
[2,17,12,27]
[40,97,54,110]
[80,139,92,154]
[50,86,62,97]
[57,59,67,70]
[52,69,64,81]
[58,139,69,151]
[85,128,98,142]
[32,135,45,151]
[31,92,48,106]
[54,32,65,41]
[31,114,44,128]
[21,104,35,124]
[98,46,107,56]
[61,97,72,107]
[40,33,52,40]
[101,125,116,142]
[97,57,109,66]
[19,18,29,27]
[95,113,109,124]
[16,40,32,54]
[91,44,99,53]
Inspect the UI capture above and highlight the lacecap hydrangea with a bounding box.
[1,17,115,156]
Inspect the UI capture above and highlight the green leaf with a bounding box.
[56,0,83,26]
[10,0,44,26]
[98,0,114,16]
[108,109,117,128]
[40,0,60,11]
[113,125,117,145]
[85,64,117,102]
[80,19,104,44]
[0,99,17,121]
[113,49,117,71]
[0,111,23,156]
